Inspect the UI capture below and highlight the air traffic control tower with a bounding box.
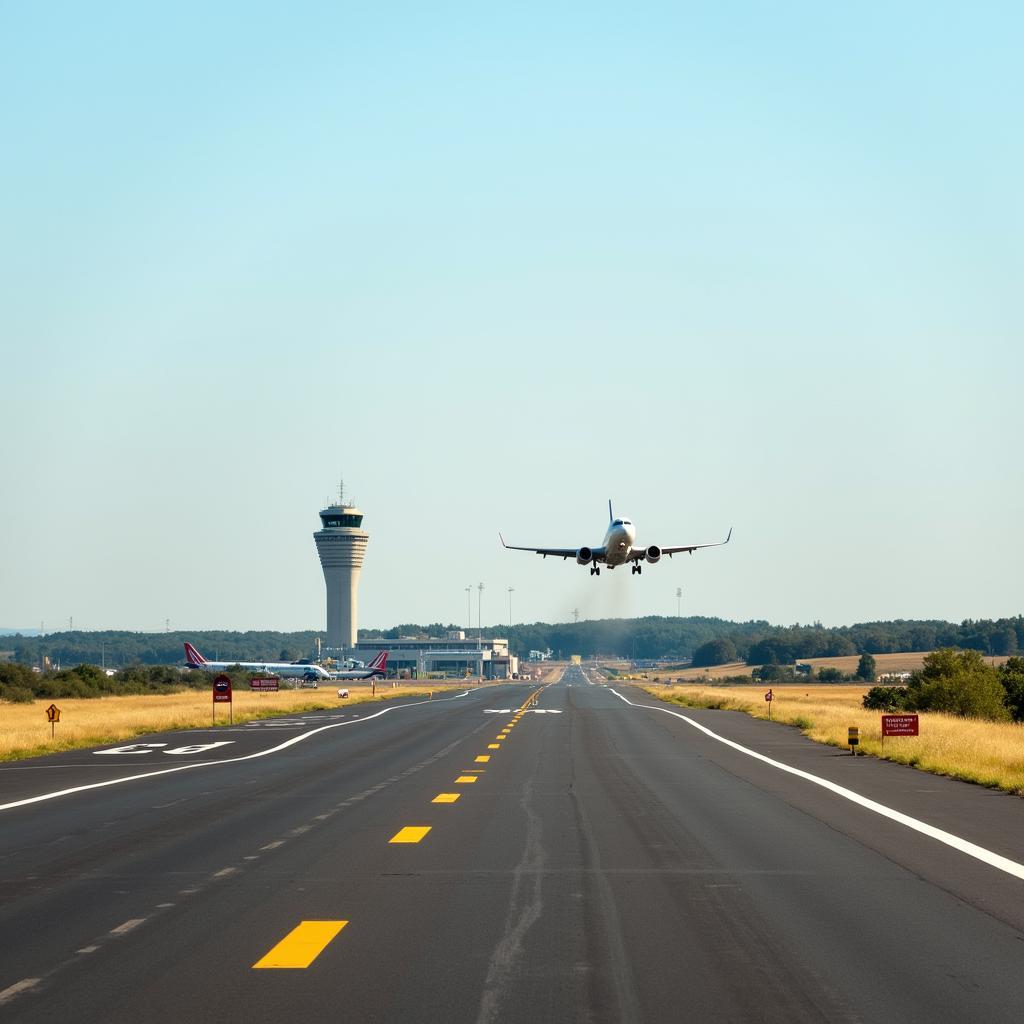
[313,489,369,650]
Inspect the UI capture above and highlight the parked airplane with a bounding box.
[500,501,732,576]
[184,642,331,680]
[327,651,389,679]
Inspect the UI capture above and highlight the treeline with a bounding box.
[0,662,212,703]
[2,615,1021,670]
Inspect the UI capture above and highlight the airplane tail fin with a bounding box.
[183,642,208,667]
[608,499,614,523]
[369,650,388,674]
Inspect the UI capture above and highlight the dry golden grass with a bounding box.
[0,684,462,762]
[641,683,1024,796]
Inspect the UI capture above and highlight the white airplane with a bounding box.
[184,642,331,680]
[327,651,389,679]
[500,501,731,576]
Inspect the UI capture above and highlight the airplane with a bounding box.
[499,501,732,576]
[184,642,331,680]
[326,650,389,679]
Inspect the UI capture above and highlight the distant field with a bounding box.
[0,684,465,762]
[641,683,1024,796]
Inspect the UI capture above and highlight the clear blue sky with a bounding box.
[2,2,1021,635]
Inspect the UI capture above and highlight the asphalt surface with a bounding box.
[2,668,1023,1022]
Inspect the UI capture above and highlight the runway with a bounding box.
[2,667,1023,1022]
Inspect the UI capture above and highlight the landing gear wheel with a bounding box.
[631,563,642,575]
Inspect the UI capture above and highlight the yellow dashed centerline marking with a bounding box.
[475,755,491,763]
[389,826,431,844]
[455,775,477,784]
[487,743,501,749]
[252,920,348,969]
[432,793,461,803]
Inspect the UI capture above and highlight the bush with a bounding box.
[817,667,846,683]
[862,685,911,711]
[0,684,35,704]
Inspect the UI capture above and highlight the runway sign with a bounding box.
[882,714,919,737]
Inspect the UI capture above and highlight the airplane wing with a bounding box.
[499,533,606,561]
[630,527,733,560]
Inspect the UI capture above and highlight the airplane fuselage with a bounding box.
[602,519,637,566]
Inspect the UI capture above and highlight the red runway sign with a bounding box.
[882,714,919,737]
[213,673,233,703]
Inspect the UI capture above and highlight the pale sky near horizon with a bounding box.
[2,2,1021,635]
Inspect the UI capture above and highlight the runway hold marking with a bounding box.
[1,690,473,813]
[475,755,491,763]
[432,793,461,803]
[611,689,1024,883]
[252,920,348,969]
[389,826,431,844]
[455,776,477,784]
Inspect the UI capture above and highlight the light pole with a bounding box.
[465,586,472,635]
[477,582,484,647]
[508,587,514,629]
[676,587,682,618]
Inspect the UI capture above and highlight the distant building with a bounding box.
[354,635,518,680]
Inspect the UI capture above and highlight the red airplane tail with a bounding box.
[368,650,388,675]
[184,642,208,667]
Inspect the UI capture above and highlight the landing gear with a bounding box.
[590,566,600,576]
[631,563,642,575]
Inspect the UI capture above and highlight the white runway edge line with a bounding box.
[611,689,1024,883]
[0,691,472,813]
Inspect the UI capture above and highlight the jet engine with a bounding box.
[576,546,594,565]
[644,545,662,564]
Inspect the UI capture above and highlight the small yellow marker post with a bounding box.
[252,920,348,969]
[389,826,431,844]
[848,726,860,755]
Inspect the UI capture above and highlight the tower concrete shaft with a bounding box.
[314,502,369,649]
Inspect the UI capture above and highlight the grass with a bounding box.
[0,684,463,762]
[640,683,1024,796]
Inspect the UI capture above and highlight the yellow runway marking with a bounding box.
[390,826,431,844]
[475,755,491,763]
[432,793,461,803]
[455,775,477,784]
[252,920,348,969]
[487,743,501,749]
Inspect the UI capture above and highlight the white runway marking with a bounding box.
[611,689,1024,882]
[0,691,472,813]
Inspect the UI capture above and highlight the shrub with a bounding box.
[863,685,912,711]
[0,684,35,704]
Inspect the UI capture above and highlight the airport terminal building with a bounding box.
[353,632,520,680]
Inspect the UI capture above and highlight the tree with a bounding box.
[999,657,1024,722]
[691,638,738,667]
[856,653,876,682]
[906,648,1009,721]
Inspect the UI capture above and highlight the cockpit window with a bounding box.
[613,519,623,526]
